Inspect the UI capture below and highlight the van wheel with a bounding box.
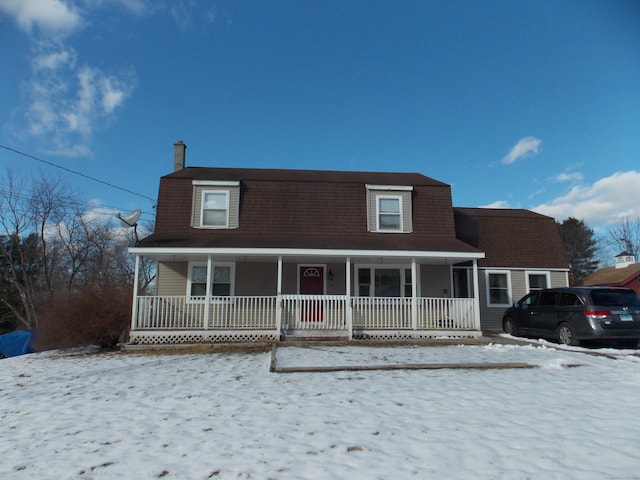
[503,317,518,336]
[557,323,577,346]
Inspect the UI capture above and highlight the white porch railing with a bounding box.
[281,294,347,330]
[133,295,479,333]
[136,296,277,329]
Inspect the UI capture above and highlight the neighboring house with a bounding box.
[582,252,640,296]
[127,141,568,344]
[453,208,569,331]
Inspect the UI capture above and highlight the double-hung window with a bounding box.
[187,263,234,299]
[526,271,550,292]
[201,191,229,227]
[486,270,511,307]
[377,196,402,232]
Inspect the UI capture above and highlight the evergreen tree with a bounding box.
[557,217,599,285]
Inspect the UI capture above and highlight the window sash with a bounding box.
[201,191,229,227]
[357,266,412,298]
[487,272,511,306]
[377,196,402,231]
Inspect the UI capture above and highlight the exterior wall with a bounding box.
[478,268,569,332]
[157,262,188,296]
[420,265,450,297]
[235,262,277,296]
[154,260,457,299]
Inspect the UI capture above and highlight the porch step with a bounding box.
[281,329,349,343]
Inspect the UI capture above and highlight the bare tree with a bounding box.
[606,217,640,261]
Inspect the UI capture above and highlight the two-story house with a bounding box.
[127,141,568,344]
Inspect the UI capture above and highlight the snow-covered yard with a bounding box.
[2,340,640,479]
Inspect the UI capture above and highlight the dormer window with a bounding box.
[377,196,402,231]
[202,191,229,227]
[366,184,413,233]
[192,180,240,229]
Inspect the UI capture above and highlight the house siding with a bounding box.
[235,262,277,296]
[420,265,450,297]
[157,262,188,296]
[478,268,569,332]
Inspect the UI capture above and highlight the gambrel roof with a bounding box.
[139,167,481,254]
[454,207,568,269]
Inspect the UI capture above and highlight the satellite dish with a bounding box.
[116,209,141,243]
[116,209,141,228]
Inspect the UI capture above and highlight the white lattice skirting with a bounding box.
[353,329,482,340]
[129,329,278,345]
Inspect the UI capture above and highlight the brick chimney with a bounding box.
[174,140,186,171]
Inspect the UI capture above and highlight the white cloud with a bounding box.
[532,171,640,228]
[501,136,542,165]
[0,0,83,37]
[554,172,584,182]
[478,200,512,209]
[25,44,136,157]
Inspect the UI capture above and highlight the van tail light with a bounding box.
[585,310,611,319]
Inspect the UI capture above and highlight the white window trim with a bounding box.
[187,261,236,302]
[193,180,240,187]
[376,195,403,233]
[525,270,551,292]
[485,270,512,307]
[366,184,413,191]
[200,190,229,228]
[355,264,413,298]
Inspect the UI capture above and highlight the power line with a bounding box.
[0,144,157,206]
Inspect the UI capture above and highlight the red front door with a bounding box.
[299,266,324,321]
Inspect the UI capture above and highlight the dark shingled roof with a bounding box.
[454,207,568,269]
[139,167,480,254]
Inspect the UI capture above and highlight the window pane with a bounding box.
[191,283,206,296]
[379,214,401,230]
[203,210,226,226]
[379,198,399,213]
[213,266,230,283]
[490,289,509,305]
[489,274,507,288]
[192,266,207,283]
[203,193,226,209]
[529,274,547,290]
[358,269,371,284]
[212,283,230,296]
[375,269,401,297]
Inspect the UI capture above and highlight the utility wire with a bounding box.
[0,144,157,206]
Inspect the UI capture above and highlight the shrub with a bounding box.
[33,286,131,351]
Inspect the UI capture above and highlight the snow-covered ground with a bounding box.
[2,340,640,479]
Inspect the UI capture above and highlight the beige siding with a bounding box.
[192,185,240,228]
[157,262,188,296]
[419,265,450,297]
[235,262,277,296]
[366,189,413,233]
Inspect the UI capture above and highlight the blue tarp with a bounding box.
[0,330,34,358]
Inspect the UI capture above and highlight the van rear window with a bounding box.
[590,290,640,307]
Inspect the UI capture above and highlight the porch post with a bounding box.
[472,259,481,330]
[130,254,140,331]
[204,255,213,330]
[411,258,418,330]
[276,256,283,338]
[346,257,352,340]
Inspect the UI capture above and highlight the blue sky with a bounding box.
[1,0,639,232]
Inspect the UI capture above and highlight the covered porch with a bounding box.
[128,247,484,344]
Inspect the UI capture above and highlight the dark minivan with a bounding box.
[502,287,640,347]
